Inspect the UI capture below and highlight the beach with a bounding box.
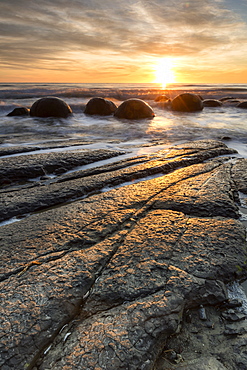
[1,83,247,369]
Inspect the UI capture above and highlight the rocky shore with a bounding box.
[1,139,247,369]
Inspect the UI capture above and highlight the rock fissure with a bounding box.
[1,140,247,370]
[0,145,233,223]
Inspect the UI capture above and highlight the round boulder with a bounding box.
[219,96,235,101]
[7,107,30,116]
[171,93,203,112]
[114,98,155,119]
[30,97,72,118]
[84,97,117,116]
[203,99,222,107]
[237,101,247,109]
[154,95,169,102]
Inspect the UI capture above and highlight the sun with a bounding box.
[154,58,175,87]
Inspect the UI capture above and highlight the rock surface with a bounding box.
[171,93,203,112]
[1,140,247,369]
[7,107,30,116]
[114,98,155,119]
[237,101,247,109]
[84,97,117,115]
[30,97,72,118]
[203,99,223,107]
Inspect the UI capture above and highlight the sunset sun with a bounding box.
[154,58,176,87]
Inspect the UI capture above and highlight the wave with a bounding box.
[0,83,247,101]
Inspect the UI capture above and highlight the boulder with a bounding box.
[237,101,247,109]
[84,97,117,116]
[114,98,155,119]
[171,93,203,112]
[30,97,72,118]
[7,107,30,116]
[154,95,170,102]
[203,99,222,107]
[219,96,235,101]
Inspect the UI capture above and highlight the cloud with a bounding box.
[0,0,247,81]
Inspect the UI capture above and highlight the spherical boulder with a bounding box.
[203,99,222,107]
[114,98,155,119]
[7,107,30,116]
[154,95,169,102]
[84,97,117,116]
[171,93,203,112]
[237,101,247,109]
[219,96,235,102]
[30,97,72,118]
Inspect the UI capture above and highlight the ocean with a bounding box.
[1,82,247,158]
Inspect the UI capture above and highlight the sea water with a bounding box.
[0,82,247,157]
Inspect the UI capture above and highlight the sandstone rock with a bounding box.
[171,93,203,112]
[0,142,237,221]
[30,97,72,118]
[7,107,30,116]
[203,99,223,107]
[237,101,247,109]
[0,148,124,188]
[114,98,155,119]
[0,140,247,370]
[84,97,117,115]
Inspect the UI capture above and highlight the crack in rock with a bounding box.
[1,140,247,370]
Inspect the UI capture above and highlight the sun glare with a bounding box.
[154,58,175,87]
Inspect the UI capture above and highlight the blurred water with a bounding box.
[0,83,247,157]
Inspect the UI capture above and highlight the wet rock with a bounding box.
[114,98,155,119]
[30,97,72,118]
[84,97,117,115]
[223,99,241,106]
[221,309,246,322]
[220,298,243,309]
[175,357,228,369]
[219,96,235,101]
[231,158,247,194]
[221,136,232,141]
[199,305,207,320]
[0,148,124,188]
[224,324,247,336]
[237,101,247,109]
[203,99,222,107]
[154,94,170,102]
[0,140,247,369]
[171,93,203,112]
[7,107,30,116]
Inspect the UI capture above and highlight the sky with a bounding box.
[1,0,247,84]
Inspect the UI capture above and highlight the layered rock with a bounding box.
[1,140,247,370]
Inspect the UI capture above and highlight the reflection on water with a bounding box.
[2,105,247,148]
[1,82,247,159]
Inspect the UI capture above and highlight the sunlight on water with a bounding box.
[1,83,247,158]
